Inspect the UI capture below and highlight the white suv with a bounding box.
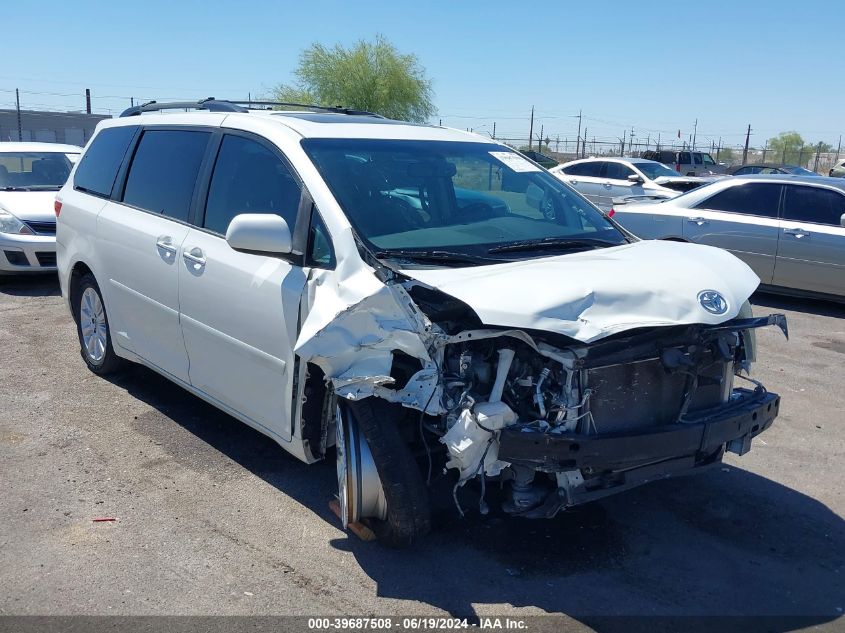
[57,100,785,546]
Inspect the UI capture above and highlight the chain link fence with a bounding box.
[494,136,842,176]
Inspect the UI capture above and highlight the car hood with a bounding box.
[400,240,760,343]
[0,191,58,222]
[652,175,704,185]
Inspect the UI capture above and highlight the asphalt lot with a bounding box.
[1,275,843,631]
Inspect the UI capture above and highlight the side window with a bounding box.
[605,162,635,180]
[74,126,136,197]
[693,153,703,165]
[569,162,601,177]
[307,211,335,268]
[678,152,691,164]
[697,183,781,218]
[702,154,716,166]
[204,135,302,235]
[122,130,210,221]
[783,185,845,226]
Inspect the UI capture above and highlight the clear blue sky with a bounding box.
[3,0,843,150]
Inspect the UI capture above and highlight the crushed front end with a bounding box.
[425,304,787,518]
[296,254,787,520]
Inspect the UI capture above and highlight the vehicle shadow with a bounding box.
[752,290,845,319]
[106,364,842,631]
[0,274,61,297]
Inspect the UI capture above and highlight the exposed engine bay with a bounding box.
[297,255,787,519]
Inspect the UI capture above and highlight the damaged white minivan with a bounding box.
[57,100,786,546]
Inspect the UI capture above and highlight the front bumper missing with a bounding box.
[497,388,779,515]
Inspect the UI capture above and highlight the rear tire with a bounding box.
[73,273,124,375]
[337,398,431,547]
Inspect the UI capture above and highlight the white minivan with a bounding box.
[57,100,785,546]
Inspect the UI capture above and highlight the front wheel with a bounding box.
[336,398,431,547]
[73,273,124,375]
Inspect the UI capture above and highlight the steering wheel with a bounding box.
[539,192,560,221]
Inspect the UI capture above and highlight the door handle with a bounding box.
[783,227,810,238]
[156,236,178,254]
[603,182,612,188]
[687,217,709,226]
[182,247,206,267]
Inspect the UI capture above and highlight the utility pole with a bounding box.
[834,135,842,169]
[762,142,768,162]
[575,109,582,158]
[85,88,91,114]
[555,134,560,152]
[628,126,635,155]
[15,88,22,141]
[692,118,698,150]
[813,142,823,173]
[657,132,661,151]
[620,130,626,157]
[742,124,751,165]
[716,137,722,162]
[582,128,587,158]
[538,124,544,151]
[130,97,134,107]
[492,121,496,139]
[528,106,534,150]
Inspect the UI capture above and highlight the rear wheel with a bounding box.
[74,273,123,375]
[336,398,431,547]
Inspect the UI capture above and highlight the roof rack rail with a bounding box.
[119,98,383,118]
[227,100,384,117]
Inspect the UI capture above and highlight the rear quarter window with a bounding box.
[73,126,137,197]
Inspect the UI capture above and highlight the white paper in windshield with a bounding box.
[489,151,541,172]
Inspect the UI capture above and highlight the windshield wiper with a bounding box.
[488,237,626,254]
[374,249,498,266]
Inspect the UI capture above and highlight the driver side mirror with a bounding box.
[226,213,292,255]
[627,174,645,184]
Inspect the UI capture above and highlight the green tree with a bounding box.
[273,36,436,123]
[767,131,812,165]
[717,146,736,164]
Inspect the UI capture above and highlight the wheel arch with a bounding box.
[68,261,95,320]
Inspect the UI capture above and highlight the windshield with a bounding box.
[784,165,816,176]
[302,139,626,262]
[0,152,76,190]
[633,161,684,180]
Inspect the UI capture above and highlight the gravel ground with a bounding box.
[1,275,843,631]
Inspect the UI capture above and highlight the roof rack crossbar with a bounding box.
[119,98,382,118]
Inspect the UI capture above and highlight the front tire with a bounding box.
[73,273,123,375]
[336,398,431,547]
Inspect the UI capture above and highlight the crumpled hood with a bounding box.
[401,240,760,343]
[0,191,57,222]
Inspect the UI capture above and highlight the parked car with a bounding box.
[641,149,727,176]
[830,158,845,178]
[729,163,817,176]
[612,175,845,300]
[0,142,80,274]
[57,100,784,546]
[518,149,557,168]
[549,157,706,210]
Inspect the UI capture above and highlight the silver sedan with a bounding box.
[611,174,845,300]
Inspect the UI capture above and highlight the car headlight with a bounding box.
[0,206,34,235]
